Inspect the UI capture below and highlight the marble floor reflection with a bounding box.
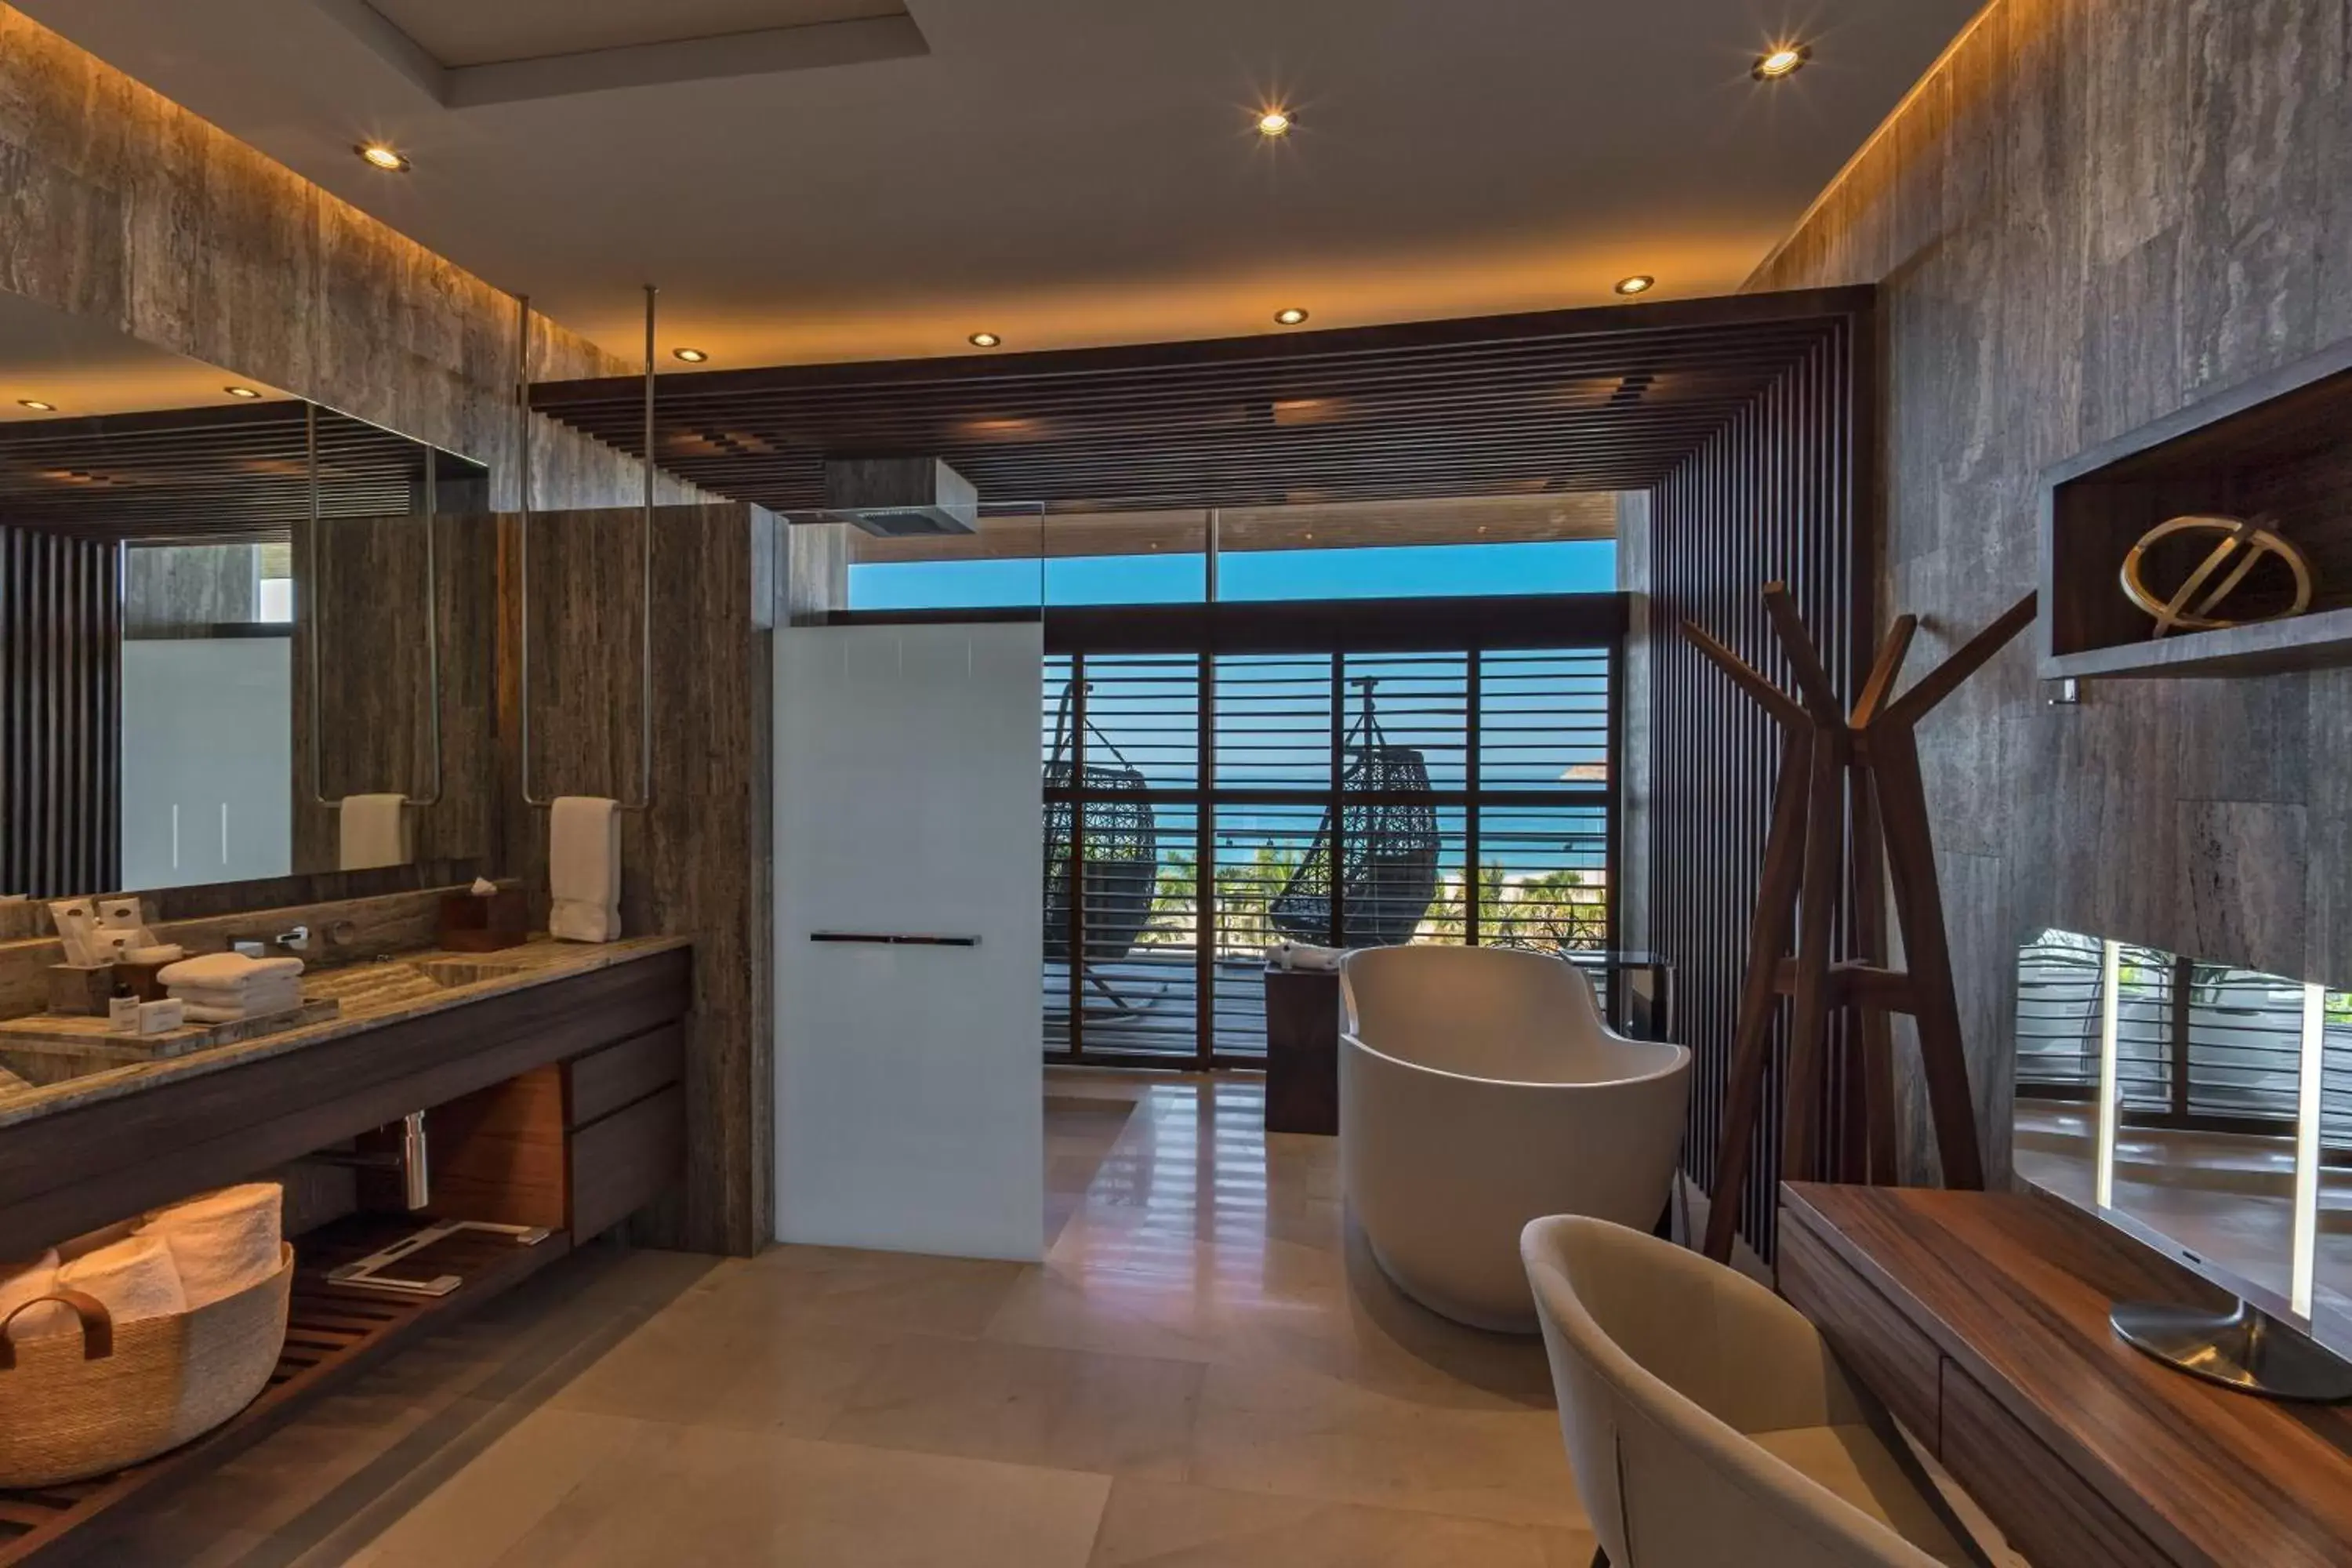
[103,1071,1596,1566]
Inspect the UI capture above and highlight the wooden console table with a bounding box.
[1779,1183,2352,1568]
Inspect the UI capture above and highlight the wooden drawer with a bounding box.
[569,1083,685,1240]
[565,1023,684,1129]
[1777,1215,1944,1446]
[1940,1360,2173,1568]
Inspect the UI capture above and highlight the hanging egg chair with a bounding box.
[1270,677,1441,949]
[1043,681,1162,1008]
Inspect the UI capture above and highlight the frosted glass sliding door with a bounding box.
[120,637,292,888]
[774,620,1045,1260]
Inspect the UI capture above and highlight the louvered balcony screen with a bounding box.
[1044,644,1612,1065]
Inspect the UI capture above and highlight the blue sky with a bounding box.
[848,538,1617,610]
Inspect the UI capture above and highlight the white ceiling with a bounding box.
[16,0,1976,371]
[0,290,291,423]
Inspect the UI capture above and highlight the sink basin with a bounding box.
[299,953,535,1011]
[405,957,528,989]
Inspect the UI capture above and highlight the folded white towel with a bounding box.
[340,793,412,871]
[140,1185,282,1311]
[182,999,305,1025]
[0,1251,71,1341]
[158,953,305,989]
[168,978,304,1010]
[550,796,621,944]
[56,1234,187,1327]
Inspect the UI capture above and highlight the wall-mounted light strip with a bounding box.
[2096,938,2122,1210]
[2292,982,2325,1319]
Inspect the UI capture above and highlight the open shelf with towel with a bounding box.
[0,1214,572,1566]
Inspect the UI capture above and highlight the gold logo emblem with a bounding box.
[2119,514,2314,637]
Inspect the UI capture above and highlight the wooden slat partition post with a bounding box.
[1648,306,1875,1259]
[1691,586,2035,1261]
[0,525,120,899]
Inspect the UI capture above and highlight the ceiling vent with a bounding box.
[821,457,978,537]
[314,0,925,107]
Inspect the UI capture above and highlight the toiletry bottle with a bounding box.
[107,979,141,1035]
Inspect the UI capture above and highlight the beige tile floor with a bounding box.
[95,1072,1598,1566]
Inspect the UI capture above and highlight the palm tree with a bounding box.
[1140,850,1197,946]
[1490,867,1603,950]
[1214,841,1302,955]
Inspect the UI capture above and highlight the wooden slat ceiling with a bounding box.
[0,402,478,545]
[850,492,1620,562]
[532,290,1869,514]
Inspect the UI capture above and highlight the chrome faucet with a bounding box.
[231,924,311,959]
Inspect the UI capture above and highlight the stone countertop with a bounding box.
[0,935,691,1131]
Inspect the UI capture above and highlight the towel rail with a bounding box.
[810,933,983,948]
[306,401,445,810]
[517,286,658,814]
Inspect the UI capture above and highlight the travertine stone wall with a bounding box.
[1747,0,2352,1180]
[0,3,694,510]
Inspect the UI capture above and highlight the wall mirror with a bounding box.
[0,289,488,902]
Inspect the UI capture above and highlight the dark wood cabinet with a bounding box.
[570,1083,686,1240]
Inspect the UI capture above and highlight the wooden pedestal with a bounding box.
[1264,966,1340,1136]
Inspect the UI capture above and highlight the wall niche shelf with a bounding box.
[2042,336,2352,680]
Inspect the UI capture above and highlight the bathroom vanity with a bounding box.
[0,935,691,1259]
[0,909,692,1564]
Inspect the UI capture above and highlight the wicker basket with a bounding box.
[0,1244,292,1489]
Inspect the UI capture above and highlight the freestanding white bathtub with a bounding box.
[1339,944,1691,1332]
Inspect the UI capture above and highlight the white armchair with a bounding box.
[1522,1214,1982,1567]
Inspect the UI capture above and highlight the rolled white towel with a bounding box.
[56,1234,187,1326]
[140,1185,282,1310]
[157,953,304,989]
[0,1250,72,1341]
[1268,940,1345,973]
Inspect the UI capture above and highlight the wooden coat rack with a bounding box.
[1684,586,2037,1263]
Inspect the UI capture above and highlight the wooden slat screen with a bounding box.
[1649,310,1875,1258]
[1,524,121,897]
[533,292,1875,514]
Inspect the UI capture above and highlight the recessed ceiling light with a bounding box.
[1752,43,1811,80]
[355,143,411,172]
[672,347,709,363]
[224,386,263,399]
[16,399,54,412]
[1613,274,1656,296]
[1273,307,1310,325]
[1257,108,1294,138]
[968,332,1002,348]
